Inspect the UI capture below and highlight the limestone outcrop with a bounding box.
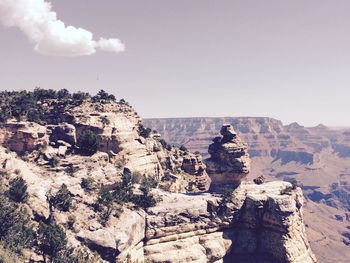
[206,124,251,187]
[142,182,316,263]
[0,145,317,263]
[0,121,48,153]
[0,99,210,193]
[0,92,316,263]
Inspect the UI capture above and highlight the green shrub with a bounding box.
[80,177,96,192]
[138,125,152,138]
[95,187,114,226]
[51,184,72,212]
[159,139,172,151]
[66,215,76,230]
[0,89,91,124]
[38,221,68,263]
[111,169,134,204]
[77,131,100,156]
[0,194,35,253]
[96,187,113,210]
[92,90,116,102]
[49,155,60,168]
[119,98,128,105]
[57,89,71,100]
[67,247,100,263]
[133,177,157,209]
[7,177,28,203]
[100,116,110,126]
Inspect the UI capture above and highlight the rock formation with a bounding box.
[143,118,350,260]
[0,99,210,193]
[206,124,251,187]
[142,182,317,263]
[0,92,316,263]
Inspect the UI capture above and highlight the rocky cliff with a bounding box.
[0,91,316,263]
[143,182,316,263]
[0,100,210,193]
[144,117,350,263]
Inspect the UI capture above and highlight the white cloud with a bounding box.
[0,0,125,56]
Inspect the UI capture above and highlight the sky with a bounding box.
[1,0,350,127]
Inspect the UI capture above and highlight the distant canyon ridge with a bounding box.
[144,117,350,263]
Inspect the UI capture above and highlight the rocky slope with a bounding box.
[0,145,316,263]
[0,101,210,194]
[0,92,315,263]
[144,117,350,262]
[143,181,316,263]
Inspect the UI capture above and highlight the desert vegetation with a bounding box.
[0,88,124,123]
[94,169,158,226]
[49,184,73,212]
[77,130,100,156]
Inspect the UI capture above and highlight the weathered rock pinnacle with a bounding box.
[206,124,251,187]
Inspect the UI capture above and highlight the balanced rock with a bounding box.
[206,124,251,187]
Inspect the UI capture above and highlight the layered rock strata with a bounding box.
[0,100,210,193]
[206,124,251,187]
[0,97,316,263]
[139,182,316,263]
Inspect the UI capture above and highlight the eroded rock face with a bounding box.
[0,98,316,263]
[0,100,211,193]
[0,121,48,153]
[64,101,211,193]
[141,182,316,263]
[206,124,251,187]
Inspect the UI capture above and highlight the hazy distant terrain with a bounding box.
[144,117,350,263]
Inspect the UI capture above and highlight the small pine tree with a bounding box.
[95,187,114,226]
[77,130,100,156]
[38,221,68,263]
[96,187,114,210]
[51,184,72,212]
[80,177,96,192]
[133,177,157,209]
[100,116,110,126]
[8,177,28,203]
[0,194,35,253]
[138,125,152,138]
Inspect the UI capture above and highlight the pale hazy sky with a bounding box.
[1,0,350,126]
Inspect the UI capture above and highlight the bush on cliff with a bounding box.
[95,170,158,224]
[38,221,68,263]
[138,124,152,138]
[50,184,72,212]
[133,177,157,209]
[80,177,96,192]
[95,186,115,226]
[0,193,35,253]
[0,89,119,123]
[77,130,100,156]
[7,177,28,203]
[92,89,116,102]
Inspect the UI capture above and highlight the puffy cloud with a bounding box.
[0,0,125,56]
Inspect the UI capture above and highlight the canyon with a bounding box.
[144,117,350,263]
[0,90,317,263]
